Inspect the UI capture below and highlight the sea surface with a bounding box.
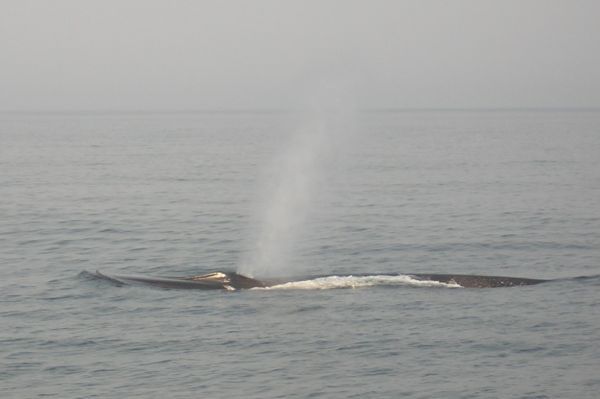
[1,110,599,398]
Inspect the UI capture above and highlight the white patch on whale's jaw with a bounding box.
[189,272,230,283]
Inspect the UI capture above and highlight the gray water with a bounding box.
[1,110,599,398]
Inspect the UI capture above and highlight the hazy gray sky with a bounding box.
[2,0,599,110]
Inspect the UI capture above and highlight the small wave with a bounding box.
[255,275,462,290]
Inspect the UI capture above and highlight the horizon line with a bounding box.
[1,106,599,115]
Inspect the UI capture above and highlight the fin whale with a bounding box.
[405,273,547,288]
[94,270,549,290]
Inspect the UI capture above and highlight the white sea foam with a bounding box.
[255,275,462,290]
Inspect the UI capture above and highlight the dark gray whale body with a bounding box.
[94,270,548,290]
[407,274,547,288]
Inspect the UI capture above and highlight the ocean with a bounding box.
[1,110,599,398]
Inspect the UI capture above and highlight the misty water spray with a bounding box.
[239,88,357,277]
